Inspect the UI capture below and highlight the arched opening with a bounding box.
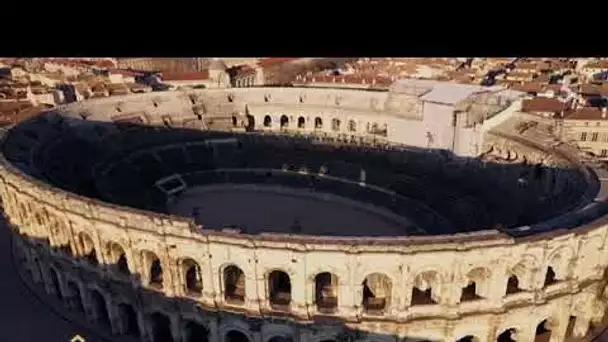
[314,117,323,129]
[535,319,552,342]
[314,272,338,313]
[505,275,522,295]
[51,220,72,256]
[78,232,98,265]
[543,266,558,287]
[67,281,84,313]
[184,320,209,342]
[107,242,130,276]
[246,115,255,131]
[362,273,391,314]
[331,118,341,132]
[411,271,438,306]
[118,303,139,337]
[223,265,246,304]
[497,328,517,342]
[297,116,305,129]
[457,336,478,342]
[461,267,490,302]
[91,290,110,329]
[231,115,238,127]
[49,267,63,300]
[226,330,250,342]
[263,115,272,127]
[182,258,203,296]
[268,270,291,310]
[143,251,163,289]
[280,115,289,129]
[150,312,173,342]
[348,120,356,132]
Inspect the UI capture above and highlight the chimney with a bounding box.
[603,107,607,119]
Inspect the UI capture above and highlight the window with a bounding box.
[585,122,590,126]
[581,132,588,141]
[597,122,601,127]
[602,149,608,157]
[592,132,599,142]
[602,133,608,142]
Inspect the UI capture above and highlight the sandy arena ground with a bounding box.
[168,184,413,236]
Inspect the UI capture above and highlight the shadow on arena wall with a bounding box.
[3,113,608,342]
[5,115,597,235]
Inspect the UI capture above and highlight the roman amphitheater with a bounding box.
[3,80,608,342]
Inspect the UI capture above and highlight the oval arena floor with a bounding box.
[167,185,414,236]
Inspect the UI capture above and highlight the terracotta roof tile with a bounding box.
[161,70,210,81]
[563,107,607,120]
[257,58,297,69]
[521,97,567,114]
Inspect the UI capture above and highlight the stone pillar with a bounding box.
[81,291,95,324]
[254,271,268,312]
[207,319,220,342]
[573,316,590,338]
[137,311,149,342]
[338,279,357,318]
[91,231,106,265]
[245,270,261,313]
[515,326,538,342]
[290,272,308,318]
[549,315,571,342]
[170,313,181,342]
[488,271,508,307]
[37,262,53,295]
[107,299,121,335]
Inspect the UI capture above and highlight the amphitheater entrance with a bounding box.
[505,275,522,295]
[314,117,323,129]
[143,251,164,289]
[226,330,250,342]
[107,242,130,276]
[182,258,203,296]
[118,303,139,337]
[67,281,84,313]
[268,270,291,310]
[497,328,516,342]
[263,115,272,127]
[411,271,438,306]
[361,273,391,314]
[297,116,305,129]
[150,312,173,342]
[184,320,209,342]
[91,290,111,329]
[535,320,552,342]
[280,115,289,129]
[315,272,338,313]
[224,265,246,304]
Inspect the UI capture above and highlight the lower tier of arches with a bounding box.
[12,232,608,342]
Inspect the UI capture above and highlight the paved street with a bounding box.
[0,221,98,342]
